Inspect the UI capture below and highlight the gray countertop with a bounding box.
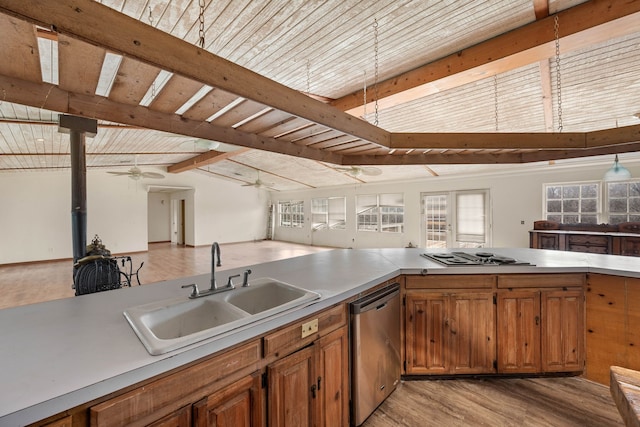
[2,247,639,426]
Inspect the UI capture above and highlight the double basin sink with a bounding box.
[124,278,321,355]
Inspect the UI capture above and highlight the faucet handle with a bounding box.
[242,269,252,287]
[226,274,240,288]
[181,283,200,298]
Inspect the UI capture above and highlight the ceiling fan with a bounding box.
[179,138,238,152]
[241,171,275,189]
[334,166,382,177]
[107,156,164,180]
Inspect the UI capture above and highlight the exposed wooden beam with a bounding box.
[587,124,640,148]
[342,140,640,165]
[390,132,586,150]
[0,74,344,165]
[331,0,640,116]
[167,148,250,173]
[391,125,640,150]
[0,0,391,148]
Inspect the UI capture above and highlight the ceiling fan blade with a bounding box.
[107,171,133,176]
[360,167,382,176]
[140,172,165,179]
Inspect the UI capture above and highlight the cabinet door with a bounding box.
[314,327,349,427]
[541,289,584,372]
[497,291,540,373]
[268,346,314,427]
[450,292,496,374]
[539,233,560,250]
[405,292,449,374]
[193,373,263,427]
[148,405,191,427]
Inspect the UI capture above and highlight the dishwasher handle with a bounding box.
[351,283,400,314]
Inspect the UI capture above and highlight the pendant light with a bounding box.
[603,155,632,182]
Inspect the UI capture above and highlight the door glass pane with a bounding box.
[423,194,447,248]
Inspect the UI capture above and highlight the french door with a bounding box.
[421,190,491,248]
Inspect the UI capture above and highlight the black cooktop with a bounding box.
[420,251,532,266]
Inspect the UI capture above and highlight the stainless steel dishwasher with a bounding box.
[351,282,401,426]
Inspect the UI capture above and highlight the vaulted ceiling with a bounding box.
[0,0,639,191]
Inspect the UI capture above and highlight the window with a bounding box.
[357,193,404,233]
[311,197,346,230]
[421,190,490,248]
[544,182,600,224]
[278,200,304,228]
[606,180,640,224]
[456,191,487,245]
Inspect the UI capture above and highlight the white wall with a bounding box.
[0,169,268,264]
[270,159,640,249]
[148,192,171,242]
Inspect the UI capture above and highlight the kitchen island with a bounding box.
[1,248,639,426]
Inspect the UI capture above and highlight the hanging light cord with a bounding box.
[554,15,563,133]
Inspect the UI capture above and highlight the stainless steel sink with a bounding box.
[124,278,320,355]
[225,278,320,315]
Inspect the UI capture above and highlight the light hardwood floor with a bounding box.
[0,240,332,309]
[363,377,622,426]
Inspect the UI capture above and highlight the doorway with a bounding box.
[421,190,491,248]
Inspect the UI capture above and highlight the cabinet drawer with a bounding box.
[568,245,609,254]
[567,235,608,246]
[406,274,496,289]
[90,340,261,426]
[263,304,346,358]
[498,273,586,289]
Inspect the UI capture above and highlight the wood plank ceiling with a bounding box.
[0,0,639,191]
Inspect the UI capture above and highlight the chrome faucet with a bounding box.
[210,242,221,290]
[182,242,237,298]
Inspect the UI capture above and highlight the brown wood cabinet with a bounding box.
[404,275,497,375]
[530,226,640,257]
[496,274,585,374]
[404,273,585,377]
[541,289,584,372]
[496,290,540,373]
[586,274,640,385]
[193,373,262,427]
[267,327,348,427]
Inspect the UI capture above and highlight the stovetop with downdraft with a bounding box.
[420,251,533,266]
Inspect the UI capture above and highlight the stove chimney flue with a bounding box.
[58,115,97,263]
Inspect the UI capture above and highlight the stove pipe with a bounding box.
[58,115,97,263]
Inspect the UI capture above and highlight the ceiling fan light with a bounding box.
[603,155,632,182]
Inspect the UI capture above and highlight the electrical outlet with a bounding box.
[301,318,318,338]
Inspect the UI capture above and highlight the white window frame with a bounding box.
[357,193,404,233]
[311,197,346,230]
[278,200,304,228]
[603,179,640,224]
[543,181,601,224]
[543,179,640,224]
